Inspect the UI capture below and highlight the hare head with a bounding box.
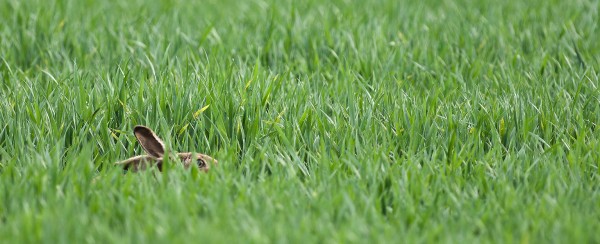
[115,125,217,172]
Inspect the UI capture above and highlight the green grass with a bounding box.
[1,0,599,243]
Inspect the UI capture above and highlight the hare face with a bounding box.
[115,126,217,172]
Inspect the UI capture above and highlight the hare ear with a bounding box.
[115,155,162,172]
[134,125,165,158]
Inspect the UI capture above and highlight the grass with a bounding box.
[0,0,599,243]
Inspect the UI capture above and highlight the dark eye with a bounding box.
[196,159,206,168]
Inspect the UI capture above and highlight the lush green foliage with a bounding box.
[1,0,599,243]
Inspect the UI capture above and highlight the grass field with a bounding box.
[1,0,599,243]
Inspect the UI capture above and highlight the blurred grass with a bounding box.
[0,0,599,243]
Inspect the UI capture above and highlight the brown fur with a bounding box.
[115,126,217,172]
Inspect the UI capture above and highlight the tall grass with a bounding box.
[0,0,599,243]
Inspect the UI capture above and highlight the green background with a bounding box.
[0,0,599,243]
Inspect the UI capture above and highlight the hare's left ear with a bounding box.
[115,155,161,172]
[134,125,165,158]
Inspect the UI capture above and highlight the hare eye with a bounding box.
[196,159,206,168]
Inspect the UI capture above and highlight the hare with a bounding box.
[115,125,217,172]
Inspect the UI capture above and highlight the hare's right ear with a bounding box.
[134,125,165,158]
